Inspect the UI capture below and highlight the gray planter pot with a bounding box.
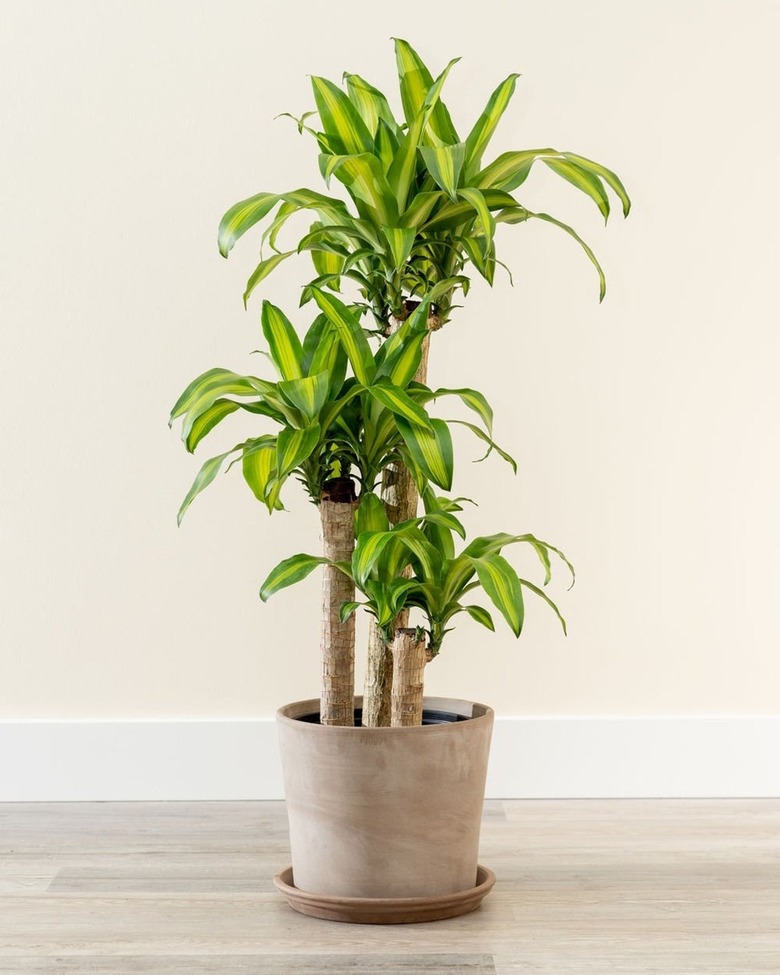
[274,695,495,922]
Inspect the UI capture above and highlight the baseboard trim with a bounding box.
[1,715,778,801]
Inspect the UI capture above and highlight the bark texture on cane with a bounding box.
[362,305,441,728]
[320,482,358,727]
[390,627,428,727]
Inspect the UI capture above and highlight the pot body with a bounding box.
[276,696,494,898]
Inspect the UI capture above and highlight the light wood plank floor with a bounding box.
[0,800,778,973]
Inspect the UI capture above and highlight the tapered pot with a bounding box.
[275,695,494,922]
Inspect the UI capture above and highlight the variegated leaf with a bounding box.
[464,73,521,176]
[259,553,329,602]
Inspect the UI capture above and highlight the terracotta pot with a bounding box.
[275,695,494,916]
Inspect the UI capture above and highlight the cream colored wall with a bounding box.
[1,0,778,719]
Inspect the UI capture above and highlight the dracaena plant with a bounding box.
[173,38,629,729]
[218,37,629,324]
[170,289,513,724]
[259,498,574,726]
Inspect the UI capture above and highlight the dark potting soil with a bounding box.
[297,708,469,726]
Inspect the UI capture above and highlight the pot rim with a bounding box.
[276,695,494,732]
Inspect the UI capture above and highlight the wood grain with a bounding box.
[0,799,778,973]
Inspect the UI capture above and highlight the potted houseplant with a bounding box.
[170,39,629,923]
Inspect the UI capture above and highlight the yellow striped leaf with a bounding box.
[366,381,433,429]
[276,424,320,478]
[278,372,330,422]
[311,289,376,386]
[474,149,558,191]
[323,153,398,227]
[355,492,390,536]
[183,398,240,453]
[261,302,304,381]
[177,444,243,526]
[457,187,496,243]
[352,530,395,587]
[241,437,279,510]
[393,38,460,144]
[259,553,329,602]
[344,73,399,137]
[470,553,524,637]
[528,211,607,302]
[377,329,426,388]
[519,578,568,635]
[311,76,373,155]
[397,416,453,491]
[218,192,280,258]
[564,152,631,217]
[382,226,416,270]
[543,157,611,221]
[243,251,295,307]
[464,74,520,176]
[170,368,261,427]
[419,142,465,202]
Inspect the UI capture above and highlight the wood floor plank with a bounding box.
[0,799,777,971]
[0,954,496,974]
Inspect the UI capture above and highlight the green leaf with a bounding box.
[311,76,373,155]
[241,437,280,511]
[397,416,454,491]
[169,368,261,427]
[352,530,395,587]
[259,553,329,602]
[177,445,241,526]
[374,118,399,170]
[464,604,495,632]
[520,579,568,635]
[420,510,466,540]
[218,192,279,258]
[323,153,399,226]
[422,189,517,232]
[419,143,465,201]
[399,191,443,229]
[261,301,304,380]
[276,424,320,477]
[543,157,610,221]
[428,387,494,436]
[447,419,517,473]
[376,329,426,388]
[393,38,460,144]
[382,226,416,269]
[243,251,295,307]
[464,74,520,176]
[366,380,433,429]
[278,372,330,422]
[474,149,557,191]
[183,398,240,453]
[528,211,607,302]
[396,525,442,585]
[339,600,364,624]
[355,491,390,536]
[470,553,524,637]
[457,187,496,242]
[310,245,343,282]
[563,151,631,217]
[344,73,398,137]
[311,289,376,386]
[386,55,460,212]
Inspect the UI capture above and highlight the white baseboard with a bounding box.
[1,715,778,802]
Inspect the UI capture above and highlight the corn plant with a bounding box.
[259,498,574,725]
[171,290,512,724]
[172,39,630,728]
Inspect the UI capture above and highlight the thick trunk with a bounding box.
[362,308,440,728]
[390,627,427,727]
[320,482,358,727]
